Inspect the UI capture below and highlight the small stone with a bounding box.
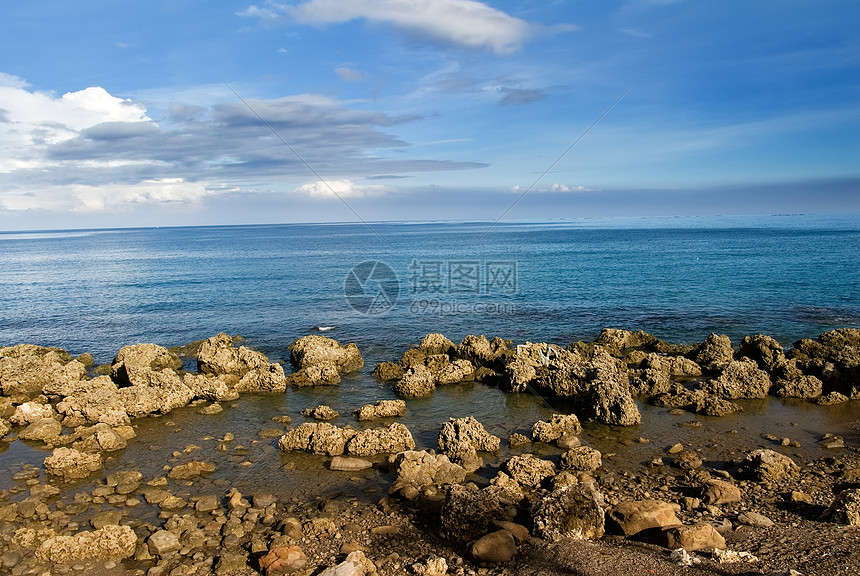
[330,456,373,472]
[252,492,277,508]
[668,443,684,454]
[471,529,517,563]
[258,544,307,575]
[90,510,123,529]
[148,530,181,556]
[663,522,726,551]
[737,511,774,527]
[702,479,742,505]
[195,494,220,512]
[820,434,845,449]
[507,433,530,448]
[198,403,223,415]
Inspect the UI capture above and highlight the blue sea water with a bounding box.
[1,214,859,365]
[1,213,860,499]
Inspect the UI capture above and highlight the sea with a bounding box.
[1,214,859,501]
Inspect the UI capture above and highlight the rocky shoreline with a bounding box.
[0,328,859,575]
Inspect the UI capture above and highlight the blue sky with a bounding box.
[0,0,857,229]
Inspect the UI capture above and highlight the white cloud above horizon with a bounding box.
[294,179,391,198]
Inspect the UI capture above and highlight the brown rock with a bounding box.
[258,545,307,575]
[662,522,726,551]
[471,529,517,563]
[702,479,742,505]
[608,500,682,536]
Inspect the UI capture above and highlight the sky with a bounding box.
[0,0,858,229]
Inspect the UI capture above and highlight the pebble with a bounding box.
[668,443,684,454]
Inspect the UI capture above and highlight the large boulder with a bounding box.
[393,366,436,398]
[504,455,556,488]
[531,413,581,443]
[235,362,287,393]
[533,484,606,542]
[771,359,823,398]
[692,334,734,372]
[702,359,771,399]
[288,335,363,373]
[608,500,681,536]
[390,450,467,499]
[0,345,87,398]
[110,343,182,387]
[739,334,785,371]
[73,423,128,453]
[116,369,195,416]
[471,530,517,564]
[278,422,354,456]
[417,333,456,355]
[18,417,62,443]
[594,329,658,356]
[454,334,507,366]
[559,447,602,472]
[183,373,240,402]
[34,525,136,563]
[344,423,415,456]
[738,449,800,483]
[55,376,130,427]
[437,416,500,466]
[353,399,406,421]
[44,447,102,479]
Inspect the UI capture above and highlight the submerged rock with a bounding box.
[278,422,414,457]
[44,447,102,479]
[301,405,339,420]
[35,525,136,563]
[353,399,406,420]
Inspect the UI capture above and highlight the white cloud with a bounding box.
[251,0,535,54]
[335,66,366,82]
[511,183,595,193]
[71,179,209,212]
[294,179,391,198]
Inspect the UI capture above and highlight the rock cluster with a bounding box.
[286,335,363,386]
[278,422,415,457]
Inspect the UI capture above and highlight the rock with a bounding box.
[184,373,239,402]
[44,447,102,479]
[692,334,735,372]
[471,529,517,563]
[416,333,456,355]
[198,333,266,374]
[353,399,406,420]
[55,376,130,426]
[199,402,224,415]
[739,334,786,371]
[215,551,251,575]
[608,500,682,536]
[820,433,845,449]
[235,362,288,393]
[278,422,353,456]
[437,416,500,466]
[440,483,513,543]
[594,328,658,356]
[287,363,341,386]
[508,433,531,447]
[330,456,373,471]
[559,446,602,472]
[75,422,127,452]
[435,358,476,385]
[662,522,726,551]
[116,369,195,416]
[822,489,860,526]
[816,391,849,405]
[0,418,10,438]
[702,359,771,399]
[289,335,363,373]
[18,417,62,442]
[694,395,743,416]
[301,405,339,420]
[346,422,415,456]
[738,449,799,482]
[168,460,216,480]
[90,510,123,529]
[107,470,142,494]
[10,401,57,425]
[111,343,182,387]
[531,413,582,443]
[0,344,87,397]
[34,525,136,563]
[702,479,742,505]
[371,362,403,382]
[737,511,774,527]
[259,545,307,575]
[504,455,556,488]
[393,366,436,398]
[674,451,703,470]
[534,484,606,542]
[390,450,467,498]
[455,334,505,365]
[316,550,372,576]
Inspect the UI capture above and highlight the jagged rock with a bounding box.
[259,544,307,575]
[0,344,87,397]
[702,359,771,399]
[738,449,800,482]
[18,417,62,442]
[278,422,354,456]
[504,455,556,488]
[739,334,786,371]
[437,416,500,466]
[559,446,602,472]
[390,451,467,499]
[440,483,514,543]
[44,447,102,479]
[236,363,287,393]
[628,367,672,397]
[816,391,849,405]
[393,366,435,398]
[531,413,582,443]
[662,522,726,551]
[702,479,742,505]
[371,362,404,382]
[286,363,341,386]
[588,377,641,426]
[772,360,823,398]
[471,529,517,563]
[111,343,182,387]
[10,401,57,425]
[34,525,136,563]
[692,334,735,372]
[302,405,339,420]
[168,460,216,480]
[508,433,531,447]
[0,418,10,438]
[533,484,606,542]
[75,423,128,452]
[435,359,475,385]
[115,369,195,417]
[694,395,743,416]
[353,399,406,420]
[183,373,240,401]
[455,334,505,366]
[651,383,706,409]
[417,333,456,355]
[608,499,682,536]
[822,489,860,526]
[55,376,130,426]
[289,335,363,373]
[198,333,265,374]
[594,328,658,356]
[345,423,415,456]
[147,530,182,556]
[674,451,702,470]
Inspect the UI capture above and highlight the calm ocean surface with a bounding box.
[1,214,858,363]
[1,214,859,498]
